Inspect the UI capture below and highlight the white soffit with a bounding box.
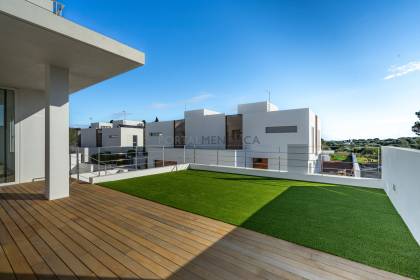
[0,0,145,93]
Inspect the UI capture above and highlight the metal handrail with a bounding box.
[70,145,381,181]
[24,0,64,16]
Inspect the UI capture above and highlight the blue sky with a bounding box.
[66,0,420,140]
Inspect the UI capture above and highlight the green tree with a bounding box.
[69,128,80,147]
[413,110,420,135]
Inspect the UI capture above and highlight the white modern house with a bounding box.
[80,120,144,148]
[145,101,321,172]
[0,0,145,199]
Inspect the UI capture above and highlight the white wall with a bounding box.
[190,164,383,189]
[101,127,121,147]
[91,122,112,129]
[15,89,45,183]
[81,128,97,147]
[382,146,420,245]
[90,164,189,184]
[238,101,278,114]
[242,108,312,173]
[82,127,144,148]
[120,127,144,147]
[185,111,225,148]
[145,121,174,147]
[243,108,310,152]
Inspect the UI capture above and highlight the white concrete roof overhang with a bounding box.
[0,0,145,93]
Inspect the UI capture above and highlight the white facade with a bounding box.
[80,120,144,148]
[0,0,144,199]
[145,101,321,173]
[185,109,226,149]
[381,147,420,245]
[145,120,174,147]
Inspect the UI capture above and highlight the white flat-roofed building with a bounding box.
[145,101,321,173]
[81,120,145,148]
[0,0,145,199]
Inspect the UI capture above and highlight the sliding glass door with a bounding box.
[0,89,15,183]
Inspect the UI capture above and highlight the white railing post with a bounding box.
[68,148,71,185]
[135,146,138,170]
[76,147,80,182]
[378,146,381,177]
[183,145,186,164]
[98,147,101,176]
[162,146,165,167]
[278,147,281,171]
[194,144,196,163]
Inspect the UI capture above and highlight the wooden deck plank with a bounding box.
[0,189,99,280]
[0,195,78,280]
[0,181,412,280]
[0,211,37,280]
[0,241,15,280]
[15,184,159,280]
[0,200,57,280]
[50,188,244,280]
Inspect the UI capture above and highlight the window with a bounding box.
[174,119,185,148]
[265,126,297,133]
[133,135,138,147]
[150,132,162,137]
[96,129,102,147]
[0,89,15,183]
[226,114,243,149]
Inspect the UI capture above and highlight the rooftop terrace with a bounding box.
[0,180,413,280]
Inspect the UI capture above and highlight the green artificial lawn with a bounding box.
[100,170,420,279]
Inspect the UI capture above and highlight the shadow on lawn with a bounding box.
[238,186,420,279]
[170,185,419,279]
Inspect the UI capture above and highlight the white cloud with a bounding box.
[384,61,420,80]
[149,92,214,110]
[151,102,173,109]
[185,93,214,104]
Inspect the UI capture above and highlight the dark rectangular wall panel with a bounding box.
[265,126,297,133]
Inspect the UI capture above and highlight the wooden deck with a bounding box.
[0,181,410,280]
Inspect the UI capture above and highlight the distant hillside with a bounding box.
[323,137,420,150]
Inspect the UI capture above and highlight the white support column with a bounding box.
[45,65,70,200]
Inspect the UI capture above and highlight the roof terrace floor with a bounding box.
[0,181,410,280]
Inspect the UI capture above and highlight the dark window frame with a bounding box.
[225,114,243,150]
[173,119,185,148]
